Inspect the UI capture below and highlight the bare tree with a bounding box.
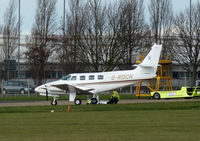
[79,0,147,71]
[2,0,18,60]
[58,0,86,74]
[99,1,125,71]
[118,0,149,69]
[0,25,2,35]
[149,0,173,44]
[0,26,3,61]
[58,0,149,73]
[59,0,129,73]
[78,0,108,72]
[170,2,200,86]
[0,26,4,80]
[25,0,57,86]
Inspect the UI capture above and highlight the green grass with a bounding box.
[0,102,200,140]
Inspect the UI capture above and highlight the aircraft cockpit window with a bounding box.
[71,76,77,81]
[62,75,71,80]
[98,75,104,80]
[89,75,95,80]
[80,76,85,80]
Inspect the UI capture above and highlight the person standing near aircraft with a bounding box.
[107,91,120,104]
[87,95,92,104]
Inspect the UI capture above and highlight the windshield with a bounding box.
[62,75,71,80]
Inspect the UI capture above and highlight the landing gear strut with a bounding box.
[51,97,57,106]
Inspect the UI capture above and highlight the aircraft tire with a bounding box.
[91,98,98,104]
[51,100,57,106]
[74,99,82,105]
[153,92,160,100]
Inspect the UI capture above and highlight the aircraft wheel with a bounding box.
[51,100,57,106]
[153,92,160,100]
[91,98,98,104]
[74,99,82,105]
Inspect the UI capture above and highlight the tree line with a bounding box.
[0,0,200,86]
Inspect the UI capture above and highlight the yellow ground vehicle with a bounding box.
[151,87,200,99]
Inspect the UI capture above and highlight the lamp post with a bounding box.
[190,0,191,39]
[63,0,66,34]
[18,0,20,79]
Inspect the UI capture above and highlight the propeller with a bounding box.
[45,85,48,101]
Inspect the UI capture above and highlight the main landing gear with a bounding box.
[73,95,99,105]
[74,99,82,105]
[91,98,98,104]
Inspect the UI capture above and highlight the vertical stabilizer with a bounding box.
[137,44,162,74]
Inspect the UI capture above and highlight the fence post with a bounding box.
[1,80,4,98]
[28,80,30,97]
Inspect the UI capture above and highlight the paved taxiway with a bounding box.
[0,99,200,107]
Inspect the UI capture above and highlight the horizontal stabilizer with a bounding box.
[139,64,154,67]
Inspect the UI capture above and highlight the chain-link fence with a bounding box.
[0,79,36,98]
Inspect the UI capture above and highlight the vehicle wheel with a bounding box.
[91,98,98,104]
[2,89,7,94]
[184,97,192,99]
[51,100,57,106]
[20,89,25,94]
[153,92,160,99]
[74,99,81,105]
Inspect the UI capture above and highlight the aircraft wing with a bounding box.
[51,83,70,91]
[51,83,94,94]
[75,86,94,92]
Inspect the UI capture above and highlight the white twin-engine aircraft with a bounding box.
[35,44,162,105]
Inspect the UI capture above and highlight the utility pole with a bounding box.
[63,0,66,35]
[190,0,192,39]
[18,0,21,79]
[62,0,66,76]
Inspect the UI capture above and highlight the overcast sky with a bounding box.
[0,0,198,34]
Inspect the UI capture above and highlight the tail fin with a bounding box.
[136,44,162,74]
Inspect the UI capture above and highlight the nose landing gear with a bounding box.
[51,96,58,106]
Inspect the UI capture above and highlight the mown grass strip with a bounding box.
[0,101,200,113]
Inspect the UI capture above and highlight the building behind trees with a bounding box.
[0,0,200,90]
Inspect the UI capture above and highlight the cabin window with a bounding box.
[89,75,95,80]
[62,75,71,80]
[98,75,104,80]
[71,76,76,81]
[80,76,85,80]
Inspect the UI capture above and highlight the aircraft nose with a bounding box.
[35,85,46,93]
[34,86,40,93]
